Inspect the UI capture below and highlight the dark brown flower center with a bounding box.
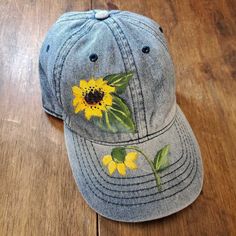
[84,89,104,105]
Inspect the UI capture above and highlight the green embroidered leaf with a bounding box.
[104,72,133,94]
[93,94,136,133]
[153,145,170,171]
[111,147,126,163]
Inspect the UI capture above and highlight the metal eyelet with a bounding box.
[89,53,98,62]
[142,46,150,54]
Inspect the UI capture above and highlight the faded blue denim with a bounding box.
[39,10,203,222]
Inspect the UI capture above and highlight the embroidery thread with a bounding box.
[72,72,136,133]
[102,144,170,190]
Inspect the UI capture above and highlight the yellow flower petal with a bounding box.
[103,84,115,93]
[84,107,93,120]
[87,78,96,87]
[103,94,113,106]
[73,97,82,107]
[97,102,107,111]
[124,152,138,170]
[125,152,138,162]
[117,163,126,176]
[108,161,117,175]
[74,77,117,119]
[75,102,86,113]
[124,159,137,170]
[92,108,103,118]
[96,78,106,87]
[72,86,83,96]
[79,80,88,90]
[102,155,112,166]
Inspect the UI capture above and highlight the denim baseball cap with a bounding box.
[39,9,203,222]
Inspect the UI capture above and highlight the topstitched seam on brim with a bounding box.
[72,127,198,206]
[71,117,198,205]
[86,118,186,181]
[80,128,192,194]
[87,112,184,180]
[78,115,193,191]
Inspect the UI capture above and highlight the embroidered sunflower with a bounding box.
[72,78,115,120]
[102,147,138,176]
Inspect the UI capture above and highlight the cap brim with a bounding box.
[64,105,203,222]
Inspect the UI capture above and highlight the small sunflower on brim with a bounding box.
[102,147,138,176]
[72,78,115,120]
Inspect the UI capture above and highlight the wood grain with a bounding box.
[0,0,235,235]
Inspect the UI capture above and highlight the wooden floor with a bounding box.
[0,0,236,235]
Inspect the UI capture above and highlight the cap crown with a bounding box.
[39,10,176,143]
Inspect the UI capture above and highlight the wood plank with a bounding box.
[0,0,236,235]
[0,1,97,236]
[92,0,236,235]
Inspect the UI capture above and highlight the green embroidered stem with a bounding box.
[125,146,162,190]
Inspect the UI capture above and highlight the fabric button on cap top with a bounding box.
[95,10,110,20]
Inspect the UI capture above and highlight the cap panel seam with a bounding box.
[117,14,167,49]
[53,20,97,106]
[111,17,149,137]
[120,17,168,52]
[102,20,139,139]
[52,19,91,104]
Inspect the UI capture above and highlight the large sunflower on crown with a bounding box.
[72,72,136,133]
[72,78,115,120]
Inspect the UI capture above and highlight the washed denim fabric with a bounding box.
[39,10,203,222]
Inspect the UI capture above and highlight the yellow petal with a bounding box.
[72,86,83,96]
[103,84,115,93]
[124,152,138,170]
[108,161,117,175]
[103,94,113,106]
[80,80,88,90]
[102,155,112,166]
[87,78,96,87]
[97,102,107,111]
[124,159,137,170]
[92,108,103,118]
[96,78,106,87]
[125,152,138,162]
[84,107,93,120]
[117,163,126,176]
[75,102,86,113]
[73,97,83,106]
